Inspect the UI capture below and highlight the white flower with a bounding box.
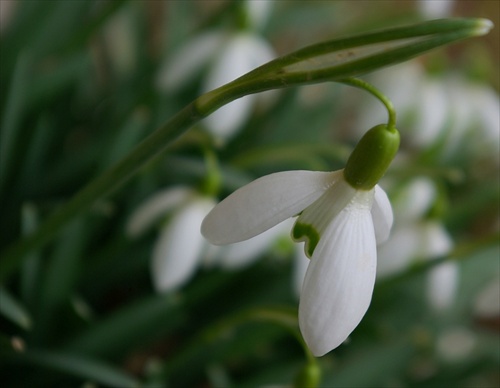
[202,169,394,356]
[127,186,287,292]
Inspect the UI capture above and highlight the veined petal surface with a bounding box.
[202,170,339,245]
[371,185,393,244]
[152,198,215,292]
[292,177,358,257]
[299,194,377,356]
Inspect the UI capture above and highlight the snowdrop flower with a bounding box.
[127,186,288,292]
[156,3,275,143]
[202,124,400,356]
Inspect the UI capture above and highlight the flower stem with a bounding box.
[340,77,397,131]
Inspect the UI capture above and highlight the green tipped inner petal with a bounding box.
[292,221,320,258]
[292,176,365,258]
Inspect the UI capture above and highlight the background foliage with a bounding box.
[0,1,498,387]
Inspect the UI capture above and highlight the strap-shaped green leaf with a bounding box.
[196,18,492,115]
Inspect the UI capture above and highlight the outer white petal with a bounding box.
[299,197,377,356]
[371,185,393,244]
[218,219,291,269]
[156,31,226,92]
[202,170,339,245]
[152,198,215,292]
[126,187,194,237]
[202,33,275,140]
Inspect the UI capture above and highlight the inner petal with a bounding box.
[292,177,370,257]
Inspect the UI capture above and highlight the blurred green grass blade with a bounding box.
[20,203,41,310]
[0,52,31,193]
[66,0,130,53]
[100,108,150,170]
[2,349,140,388]
[161,306,301,384]
[41,218,88,310]
[322,340,416,386]
[29,52,92,107]
[0,286,32,330]
[19,116,54,195]
[65,294,183,358]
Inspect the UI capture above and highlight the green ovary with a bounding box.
[292,222,320,258]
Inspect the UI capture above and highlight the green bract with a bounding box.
[344,124,400,190]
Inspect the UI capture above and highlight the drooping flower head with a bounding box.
[202,123,400,356]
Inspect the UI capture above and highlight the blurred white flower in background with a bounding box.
[377,177,458,310]
[417,0,455,18]
[436,326,477,363]
[102,7,137,78]
[0,0,16,34]
[126,186,289,292]
[473,276,500,320]
[156,1,276,143]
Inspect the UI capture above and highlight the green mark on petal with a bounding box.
[292,222,320,258]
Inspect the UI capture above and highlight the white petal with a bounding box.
[299,198,377,356]
[156,31,226,92]
[202,33,275,140]
[126,187,194,237]
[151,199,215,292]
[371,185,393,244]
[292,177,360,257]
[202,170,339,245]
